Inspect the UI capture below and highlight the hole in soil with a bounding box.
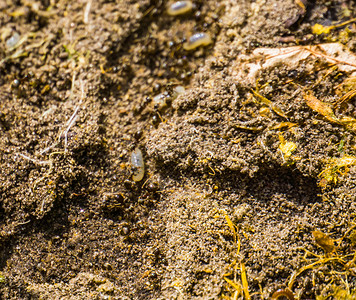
[246,165,322,204]
[209,164,322,206]
[72,143,108,169]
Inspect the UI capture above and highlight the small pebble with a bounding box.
[152,114,159,125]
[174,86,185,95]
[122,226,130,235]
[12,79,20,89]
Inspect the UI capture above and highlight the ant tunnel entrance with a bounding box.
[245,165,322,205]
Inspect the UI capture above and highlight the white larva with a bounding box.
[131,148,145,182]
[183,32,212,51]
[167,1,193,16]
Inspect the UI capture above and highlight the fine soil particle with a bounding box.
[1,0,356,299]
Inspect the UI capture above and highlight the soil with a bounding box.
[1,0,356,299]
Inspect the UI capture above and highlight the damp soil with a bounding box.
[1,0,356,299]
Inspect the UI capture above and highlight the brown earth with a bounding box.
[1,0,356,299]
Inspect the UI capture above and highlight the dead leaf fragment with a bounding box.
[235,43,356,84]
[312,230,336,253]
[303,92,339,124]
[279,135,297,158]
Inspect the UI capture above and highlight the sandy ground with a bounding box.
[1,0,356,299]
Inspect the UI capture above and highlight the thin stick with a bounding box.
[84,0,92,24]
[63,106,79,152]
[17,153,51,165]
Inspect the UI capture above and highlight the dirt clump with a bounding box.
[1,0,356,299]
